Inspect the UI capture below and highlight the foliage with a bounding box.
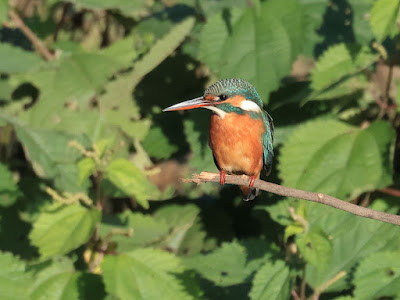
[0,0,399,299]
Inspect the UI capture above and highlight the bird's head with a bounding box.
[163,79,263,118]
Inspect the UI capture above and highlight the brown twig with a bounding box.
[381,187,400,198]
[8,10,54,61]
[182,172,400,226]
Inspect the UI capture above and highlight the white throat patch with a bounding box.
[240,100,261,112]
[203,106,226,119]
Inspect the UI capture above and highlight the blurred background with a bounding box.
[0,0,400,299]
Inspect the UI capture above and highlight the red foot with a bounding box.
[249,176,256,188]
[220,170,226,185]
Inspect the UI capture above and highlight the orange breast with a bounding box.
[209,112,265,177]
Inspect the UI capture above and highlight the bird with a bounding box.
[163,78,274,201]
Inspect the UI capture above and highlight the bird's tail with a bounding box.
[240,186,259,201]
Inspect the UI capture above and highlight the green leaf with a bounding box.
[77,157,96,185]
[279,119,394,199]
[370,0,400,42]
[0,252,31,300]
[21,51,127,127]
[142,127,178,159]
[101,248,192,300]
[106,158,161,209]
[154,204,200,253]
[299,0,328,56]
[3,115,90,192]
[0,163,20,207]
[348,0,375,44]
[0,43,42,73]
[305,200,400,292]
[353,251,400,300]
[29,203,101,259]
[310,44,378,94]
[185,241,267,287]
[29,256,105,300]
[100,211,169,252]
[131,17,195,88]
[200,0,306,100]
[296,228,332,269]
[0,0,7,24]
[249,260,290,300]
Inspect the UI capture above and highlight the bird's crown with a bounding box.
[204,78,263,107]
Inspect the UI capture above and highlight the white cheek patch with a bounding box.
[240,100,261,112]
[203,106,226,119]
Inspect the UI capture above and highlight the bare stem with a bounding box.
[183,172,400,226]
[9,10,54,61]
[309,271,347,300]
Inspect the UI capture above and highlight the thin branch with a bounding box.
[183,172,400,226]
[8,10,55,61]
[309,271,347,300]
[381,187,400,198]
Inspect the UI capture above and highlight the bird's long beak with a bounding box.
[163,97,213,112]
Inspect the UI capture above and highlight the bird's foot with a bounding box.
[249,175,256,188]
[220,170,226,185]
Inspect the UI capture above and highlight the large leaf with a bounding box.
[298,0,328,56]
[310,43,378,95]
[101,248,192,300]
[21,50,128,127]
[100,211,169,252]
[305,200,400,292]
[0,252,31,300]
[106,158,161,209]
[185,240,270,287]
[200,0,306,100]
[0,163,20,207]
[370,0,400,42]
[29,256,105,300]
[99,17,195,137]
[249,260,290,300]
[0,43,42,73]
[353,251,400,299]
[2,115,91,192]
[154,204,200,253]
[29,203,101,259]
[279,119,394,199]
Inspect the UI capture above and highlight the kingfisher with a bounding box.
[163,78,274,201]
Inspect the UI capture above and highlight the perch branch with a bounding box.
[182,172,400,226]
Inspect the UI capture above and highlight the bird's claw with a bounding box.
[220,170,226,185]
[249,176,256,188]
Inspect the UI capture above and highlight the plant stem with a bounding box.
[8,10,55,61]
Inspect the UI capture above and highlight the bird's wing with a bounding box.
[262,111,274,176]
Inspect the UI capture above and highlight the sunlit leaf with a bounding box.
[305,200,400,292]
[0,252,31,300]
[100,211,169,252]
[0,43,42,73]
[353,251,400,300]
[279,119,394,199]
[296,228,332,269]
[249,260,290,300]
[370,0,400,42]
[200,0,306,100]
[29,203,101,259]
[106,158,161,209]
[29,256,105,300]
[101,248,192,300]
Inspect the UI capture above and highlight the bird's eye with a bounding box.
[219,94,227,101]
